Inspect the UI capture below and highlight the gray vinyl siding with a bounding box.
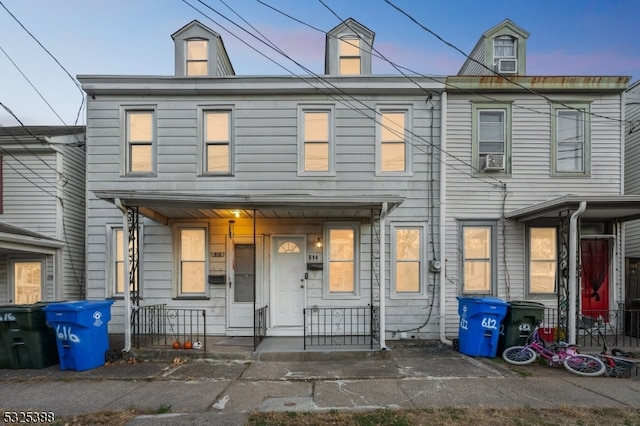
[59,139,87,300]
[458,40,486,76]
[84,88,443,338]
[625,83,640,256]
[444,93,624,337]
[2,152,59,236]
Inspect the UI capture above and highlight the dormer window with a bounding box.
[339,38,361,75]
[187,39,208,76]
[494,36,517,74]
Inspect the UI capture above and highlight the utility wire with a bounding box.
[0,44,68,126]
[383,0,629,126]
[190,0,504,187]
[0,0,85,127]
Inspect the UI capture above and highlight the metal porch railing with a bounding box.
[303,306,378,349]
[133,304,207,351]
[254,305,268,350]
[540,305,640,349]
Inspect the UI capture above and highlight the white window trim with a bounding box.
[9,258,45,304]
[375,105,413,176]
[551,102,591,176]
[197,105,235,176]
[186,38,209,76]
[390,222,427,299]
[472,102,511,174]
[323,221,360,300]
[120,105,157,177]
[107,224,144,299]
[297,104,336,176]
[173,223,210,299]
[526,225,558,295]
[459,220,497,295]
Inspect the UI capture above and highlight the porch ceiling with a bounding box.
[93,191,405,221]
[505,195,640,222]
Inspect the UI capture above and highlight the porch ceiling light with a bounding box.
[233,210,241,218]
[315,237,323,248]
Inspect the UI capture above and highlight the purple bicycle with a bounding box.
[502,322,606,377]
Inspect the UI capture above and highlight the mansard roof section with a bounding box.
[458,19,529,77]
[325,18,375,75]
[171,20,234,77]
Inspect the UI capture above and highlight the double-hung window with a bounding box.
[339,38,361,75]
[125,110,155,175]
[186,39,208,76]
[110,226,142,297]
[325,223,359,298]
[473,103,510,173]
[299,107,334,175]
[552,103,590,174]
[203,110,232,174]
[460,221,497,294]
[377,108,411,174]
[528,227,557,294]
[494,36,517,73]
[175,225,208,298]
[391,223,426,298]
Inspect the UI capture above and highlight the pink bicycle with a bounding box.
[502,323,606,377]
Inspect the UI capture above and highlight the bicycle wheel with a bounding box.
[563,354,606,377]
[502,346,537,365]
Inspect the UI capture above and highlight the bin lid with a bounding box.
[509,301,545,308]
[457,296,508,306]
[0,302,48,313]
[42,300,114,312]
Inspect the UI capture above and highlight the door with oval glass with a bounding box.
[271,236,306,327]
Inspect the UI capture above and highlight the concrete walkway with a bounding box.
[0,342,638,425]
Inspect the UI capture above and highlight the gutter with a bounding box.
[568,201,587,344]
[115,198,132,353]
[439,92,452,346]
[379,202,388,350]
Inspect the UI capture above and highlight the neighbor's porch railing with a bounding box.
[540,305,640,348]
[254,305,268,350]
[133,304,207,351]
[303,306,378,349]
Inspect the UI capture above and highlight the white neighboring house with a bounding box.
[0,126,86,305]
[80,19,447,349]
[624,80,640,305]
[443,19,634,344]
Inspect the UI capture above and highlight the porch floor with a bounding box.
[112,334,384,362]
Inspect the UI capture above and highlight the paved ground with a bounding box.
[1,342,639,425]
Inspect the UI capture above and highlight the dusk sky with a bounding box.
[1,0,639,125]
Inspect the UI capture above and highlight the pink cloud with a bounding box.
[528,50,640,78]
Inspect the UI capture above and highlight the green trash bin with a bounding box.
[0,303,59,369]
[498,301,545,355]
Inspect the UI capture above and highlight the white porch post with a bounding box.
[115,198,131,353]
[568,201,586,344]
[379,202,388,350]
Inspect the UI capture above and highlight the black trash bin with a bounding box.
[498,301,545,355]
[0,303,59,369]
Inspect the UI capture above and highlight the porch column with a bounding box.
[568,201,586,344]
[379,202,388,350]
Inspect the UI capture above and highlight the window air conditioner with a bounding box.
[497,58,517,74]
[481,154,505,172]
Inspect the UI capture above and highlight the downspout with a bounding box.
[439,92,452,346]
[379,202,388,350]
[568,201,586,344]
[115,198,132,353]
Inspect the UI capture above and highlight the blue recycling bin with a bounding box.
[457,296,508,358]
[43,300,114,371]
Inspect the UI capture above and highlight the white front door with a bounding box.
[271,236,306,327]
[228,236,262,328]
